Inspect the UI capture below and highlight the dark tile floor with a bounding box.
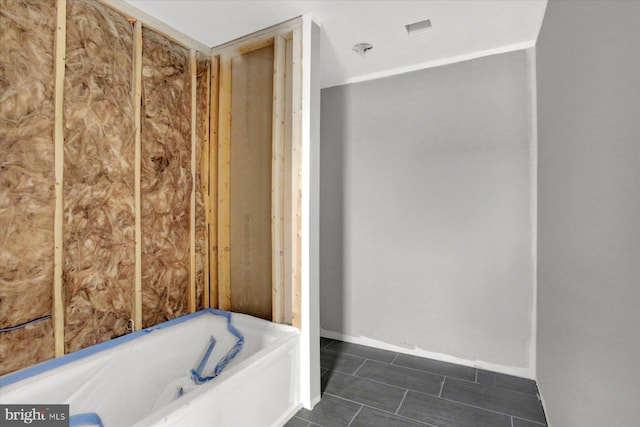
[285,338,547,427]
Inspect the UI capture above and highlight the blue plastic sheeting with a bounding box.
[69,412,104,427]
[0,309,228,388]
[190,309,244,384]
[191,336,217,380]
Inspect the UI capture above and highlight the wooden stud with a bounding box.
[53,0,66,357]
[217,54,232,311]
[189,49,197,313]
[272,36,286,323]
[209,56,220,308]
[290,26,303,329]
[211,17,299,57]
[201,58,212,309]
[283,37,294,325]
[223,37,274,59]
[132,20,143,331]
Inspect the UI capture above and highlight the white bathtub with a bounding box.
[0,309,301,427]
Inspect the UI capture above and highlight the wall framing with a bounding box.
[1,1,311,379]
[211,17,303,327]
[53,0,67,358]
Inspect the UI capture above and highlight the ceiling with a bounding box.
[123,0,547,89]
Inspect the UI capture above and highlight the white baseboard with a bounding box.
[535,382,552,426]
[320,328,535,380]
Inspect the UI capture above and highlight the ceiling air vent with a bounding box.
[352,43,373,56]
[405,19,432,35]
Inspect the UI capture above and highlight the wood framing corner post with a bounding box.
[217,54,232,311]
[272,35,287,324]
[53,0,67,357]
[132,19,143,331]
[212,18,302,319]
[208,55,220,308]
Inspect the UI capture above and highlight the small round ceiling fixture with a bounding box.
[352,42,373,56]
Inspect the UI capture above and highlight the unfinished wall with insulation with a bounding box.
[0,0,210,374]
[63,0,135,353]
[140,28,192,328]
[0,0,57,375]
[195,53,211,310]
[1,1,306,377]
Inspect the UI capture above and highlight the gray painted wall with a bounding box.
[536,1,640,426]
[320,49,536,370]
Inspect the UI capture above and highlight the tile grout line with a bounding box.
[438,377,446,397]
[357,358,467,382]
[513,418,547,426]
[443,374,541,398]
[322,392,438,427]
[432,392,546,424]
[401,386,546,424]
[325,344,481,384]
[296,416,313,427]
[323,341,546,425]
[352,359,368,376]
[345,404,363,427]
[395,389,409,414]
[331,368,436,395]
[327,340,535,389]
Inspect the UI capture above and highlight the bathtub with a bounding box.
[0,309,301,426]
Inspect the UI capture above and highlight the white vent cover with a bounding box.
[405,19,432,35]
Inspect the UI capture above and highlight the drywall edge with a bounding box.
[299,13,322,410]
[321,329,536,380]
[526,47,538,380]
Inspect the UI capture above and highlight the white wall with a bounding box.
[320,49,537,373]
[300,15,322,410]
[536,1,640,425]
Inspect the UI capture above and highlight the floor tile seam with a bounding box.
[325,368,409,393]
[346,369,439,395]
[322,367,365,376]
[345,404,364,427]
[292,415,314,427]
[477,369,538,385]
[446,375,541,398]
[320,339,334,349]
[322,392,439,427]
[395,389,409,414]
[351,358,369,376]
[406,389,547,424]
[333,350,397,364]
[393,355,476,371]
[377,359,468,380]
[513,417,547,426]
[294,413,320,426]
[326,348,474,380]
[393,359,535,392]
